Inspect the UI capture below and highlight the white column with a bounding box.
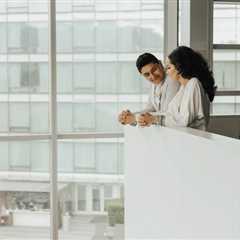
[112,184,121,199]
[100,185,105,213]
[73,184,78,213]
[86,185,92,213]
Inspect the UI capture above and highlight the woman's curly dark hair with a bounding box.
[168,46,215,102]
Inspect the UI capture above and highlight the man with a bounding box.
[118,53,179,127]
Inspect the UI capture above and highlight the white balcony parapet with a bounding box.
[125,126,240,240]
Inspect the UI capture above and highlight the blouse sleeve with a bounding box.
[161,80,203,127]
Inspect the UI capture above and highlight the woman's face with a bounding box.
[165,58,180,81]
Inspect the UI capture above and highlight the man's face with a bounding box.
[140,63,165,85]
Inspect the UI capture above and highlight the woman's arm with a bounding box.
[163,80,204,127]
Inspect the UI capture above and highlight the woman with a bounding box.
[138,46,215,130]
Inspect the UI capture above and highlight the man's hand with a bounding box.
[118,110,136,125]
[137,112,155,127]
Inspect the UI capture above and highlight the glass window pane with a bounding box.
[0,0,7,13]
[119,143,124,174]
[214,2,240,44]
[28,22,48,53]
[57,23,72,53]
[31,141,49,172]
[73,63,95,93]
[104,185,113,199]
[75,143,96,172]
[7,22,48,54]
[96,103,119,132]
[9,103,30,132]
[7,23,24,53]
[140,20,164,51]
[73,103,95,131]
[9,64,25,93]
[92,188,100,211]
[7,0,28,13]
[0,2,51,239]
[31,103,49,133]
[49,1,164,237]
[8,63,48,93]
[0,103,8,132]
[213,50,240,90]
[29,0,48,13]
[73,22,95,52]
[0,23,7,53]
[56,1,72,12]
[118,21,140,52]
[0,142,8,170]
[212,96,240,115]
[58,103,73,132]
[96,21,117,52]
[58,142,74,173]
[118,62,141,93]
[96,62,117,93]
[0,64,7,93]
[9,142,30,170]
[57,63,73,93]
[96,143,118,174]
[37,63,49,93]
[78,185,86,211]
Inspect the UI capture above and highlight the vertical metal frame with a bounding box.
[49,0,58,239]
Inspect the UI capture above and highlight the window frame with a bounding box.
[0,0,168,239]
[213,0,240,97]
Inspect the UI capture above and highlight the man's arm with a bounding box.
[138,85,156,114]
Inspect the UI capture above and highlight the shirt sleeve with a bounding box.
[134,86,156,115]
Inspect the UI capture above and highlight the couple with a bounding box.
[118,46,215,131]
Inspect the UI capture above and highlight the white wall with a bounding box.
[125,126,240,239]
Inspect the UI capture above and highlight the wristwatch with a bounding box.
[130,121,137,126]
[152,116,161,125]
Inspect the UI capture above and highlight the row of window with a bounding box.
[0,21,163,54]
[0,102,142,133]
[0,0,163,14]
[0,59,240,94]
[1,100,240,134]
[0,62,151,94]
[0,141,124,174]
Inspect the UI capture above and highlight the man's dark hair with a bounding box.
[168,46,216,102]
[136,53,160,73]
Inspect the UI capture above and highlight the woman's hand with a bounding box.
[137,113,155,127]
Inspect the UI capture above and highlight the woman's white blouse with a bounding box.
[160,77,210,130]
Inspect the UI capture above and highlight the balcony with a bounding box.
[125,125,240,239]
